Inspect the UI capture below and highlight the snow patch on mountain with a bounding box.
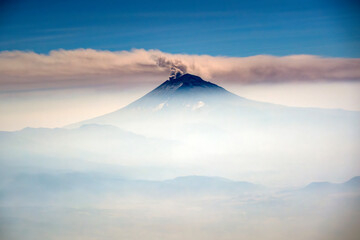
[154,102,166,111]
[192,101,205,111]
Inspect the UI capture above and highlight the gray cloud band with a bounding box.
[0,49,359,91]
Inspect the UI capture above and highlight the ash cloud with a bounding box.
[0,49,359,92]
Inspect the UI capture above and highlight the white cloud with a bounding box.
[0,48,359,92]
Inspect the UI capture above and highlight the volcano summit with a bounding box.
[124,73,238,111]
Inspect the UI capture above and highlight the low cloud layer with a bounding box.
[0,48,359,92]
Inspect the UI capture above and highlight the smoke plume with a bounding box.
[155,56,187,80]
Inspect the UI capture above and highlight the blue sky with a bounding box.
[0,0,359,57]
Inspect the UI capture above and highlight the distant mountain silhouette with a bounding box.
[301,176,360,193]
[1,173,263,202]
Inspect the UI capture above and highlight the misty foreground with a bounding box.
[0,173,359,240]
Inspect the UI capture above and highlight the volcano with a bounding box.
[69,73,263,133]
[69,73,358,140]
